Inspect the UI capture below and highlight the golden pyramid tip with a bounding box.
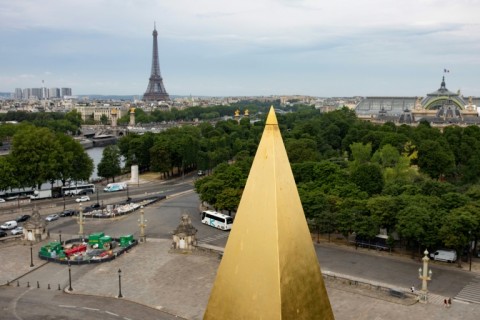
[265,106,278,125]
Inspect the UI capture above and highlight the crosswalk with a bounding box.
[456,276,480,304]
[197,233,229,244]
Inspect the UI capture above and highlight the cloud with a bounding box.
[1,0,480,95]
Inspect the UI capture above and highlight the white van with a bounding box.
[104,182,127,192]
[0,220,18,230]
[430,250,457,263]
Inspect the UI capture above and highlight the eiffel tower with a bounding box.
[143,23,170,102]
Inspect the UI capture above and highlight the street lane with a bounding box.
[315,243,476,298]
[0,286,183,320]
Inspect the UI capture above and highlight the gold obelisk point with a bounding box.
[204,106,335,319]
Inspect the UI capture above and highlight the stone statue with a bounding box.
[415,97,423,110]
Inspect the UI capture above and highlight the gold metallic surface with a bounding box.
[204,107,335,319]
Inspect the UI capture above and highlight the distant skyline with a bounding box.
[1,1,480,97]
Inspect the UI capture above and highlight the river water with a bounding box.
[86,147,105,180]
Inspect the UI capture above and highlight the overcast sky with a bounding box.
[1,0,479,97]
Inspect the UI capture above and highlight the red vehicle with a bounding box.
[64,244,87,257]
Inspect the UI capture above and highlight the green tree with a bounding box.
[349,142,372,163]
[439,207,478,267]
[417,140,455,179]
[350,163,384,196]
[285,138,320,163]
[396,204,438,256]
[100,114,109,125]
[55,133,93,185]
[216,187,242,214]
[10,126,62,189]
[97,145,122,182]
[0,155,17,191]
[367,195,401,232]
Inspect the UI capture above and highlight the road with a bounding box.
[315,243,477,298]
[0,286,183,320]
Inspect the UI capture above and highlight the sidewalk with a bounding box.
[2,238,480,320]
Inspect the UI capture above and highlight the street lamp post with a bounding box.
[126,185,130,202]
[30,242,34,267]
[469,231,473,272]
[418,249,432,303]
[68,262,72,291]
[77,203,84,238]
[138,206,147,243]
[117,268,123,298]
[59,230,62,245]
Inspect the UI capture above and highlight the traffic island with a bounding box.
[38,232,138,265]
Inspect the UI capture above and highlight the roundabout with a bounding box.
[39,232,138,265]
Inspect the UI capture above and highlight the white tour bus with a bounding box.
[62,183,96,196]
[201,210,234,231]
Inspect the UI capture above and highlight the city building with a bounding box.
[14,87,72,100]
[74,104,128,123]
[355,76,480,125]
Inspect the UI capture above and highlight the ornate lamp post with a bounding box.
[117,268,123,298]
[418,249,433,303]
[77,203,84,238]
[30,242,34,267]
[138,206,147,243]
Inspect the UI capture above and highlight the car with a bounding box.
[45,214,59,222]
[0,230,7,238]
[197,170,205,176]
[0,220,18,230]
[83,203,101,213]
[75,196,90,203]
[11,226,23,235]
[60,209,78,217]
[0,198,5,203]
[16,215,31,223]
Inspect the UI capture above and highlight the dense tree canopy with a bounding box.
[3,102,480,258]
[1,125,93,190]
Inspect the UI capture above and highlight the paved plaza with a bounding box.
[1,238,480,319]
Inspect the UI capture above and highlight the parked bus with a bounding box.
[62,184,96,196]
[201,210,233,231]
[0,188,35,201]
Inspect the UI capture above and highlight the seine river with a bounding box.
[85,146,125,180]
[86,147,105,180]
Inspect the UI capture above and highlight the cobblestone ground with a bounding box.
[2,238,480,320]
